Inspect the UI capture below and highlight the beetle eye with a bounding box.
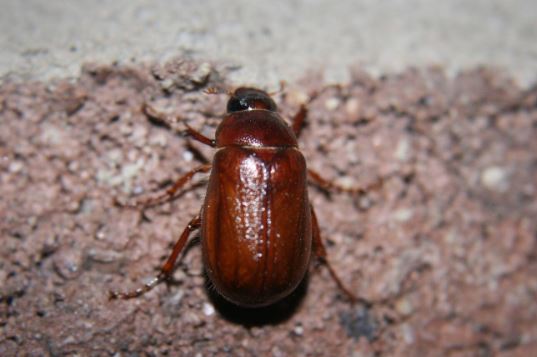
[227,97,250,113]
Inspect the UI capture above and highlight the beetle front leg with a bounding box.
[109,215,201,300]
[310,205,371,307]
[291,104,308,138]
[290,83,345,139]
[143,103,216,147]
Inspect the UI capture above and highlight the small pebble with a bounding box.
[191,62,212,85]
[345,98,360,116]
[160,78,175,91]
[395,297,414,317]
[202,302,215,316]
[481,166,509,192]
[182,151,194,162]
[393,208,413,222]
[401,323,415,344]
[8,161,23,173]
[325,97,340,110]
[293,324,304,336]
[395,138,410,161]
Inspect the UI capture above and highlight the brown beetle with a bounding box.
[110,87,371,307]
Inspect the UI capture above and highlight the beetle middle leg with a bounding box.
[116,103,216,209]
[310,205,371,307]
[116,164,212,209]
[109,215,201,300]
[307,168,387,195]
[291,104,387,195]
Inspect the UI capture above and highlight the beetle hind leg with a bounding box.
[310,205,371,307]
[109,215,201,300]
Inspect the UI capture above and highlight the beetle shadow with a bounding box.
[205,273,309,327]
[169,235,309,326]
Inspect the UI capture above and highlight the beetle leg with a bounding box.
[109,215,201,300]
[310,205,371,307]
[183,124,216,147]
[143,103,216,147]
[142,102,180,128]
[116,164,212,209]
[291,104,308,138]
[308,168,386,195]
[291,83,346,138]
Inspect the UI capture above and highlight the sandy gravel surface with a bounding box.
[1,59,536,355]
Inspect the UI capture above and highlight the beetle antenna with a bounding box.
[203,87,222,95]
[203,86,234,96]
[142,103,180,128]
[268,80,287,96]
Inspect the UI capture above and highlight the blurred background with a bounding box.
[1,0,536,87]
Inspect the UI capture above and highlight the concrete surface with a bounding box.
[1,0,536,87]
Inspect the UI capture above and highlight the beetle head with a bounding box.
[227,87,277,113]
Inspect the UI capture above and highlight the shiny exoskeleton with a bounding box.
[110,87,363,307]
